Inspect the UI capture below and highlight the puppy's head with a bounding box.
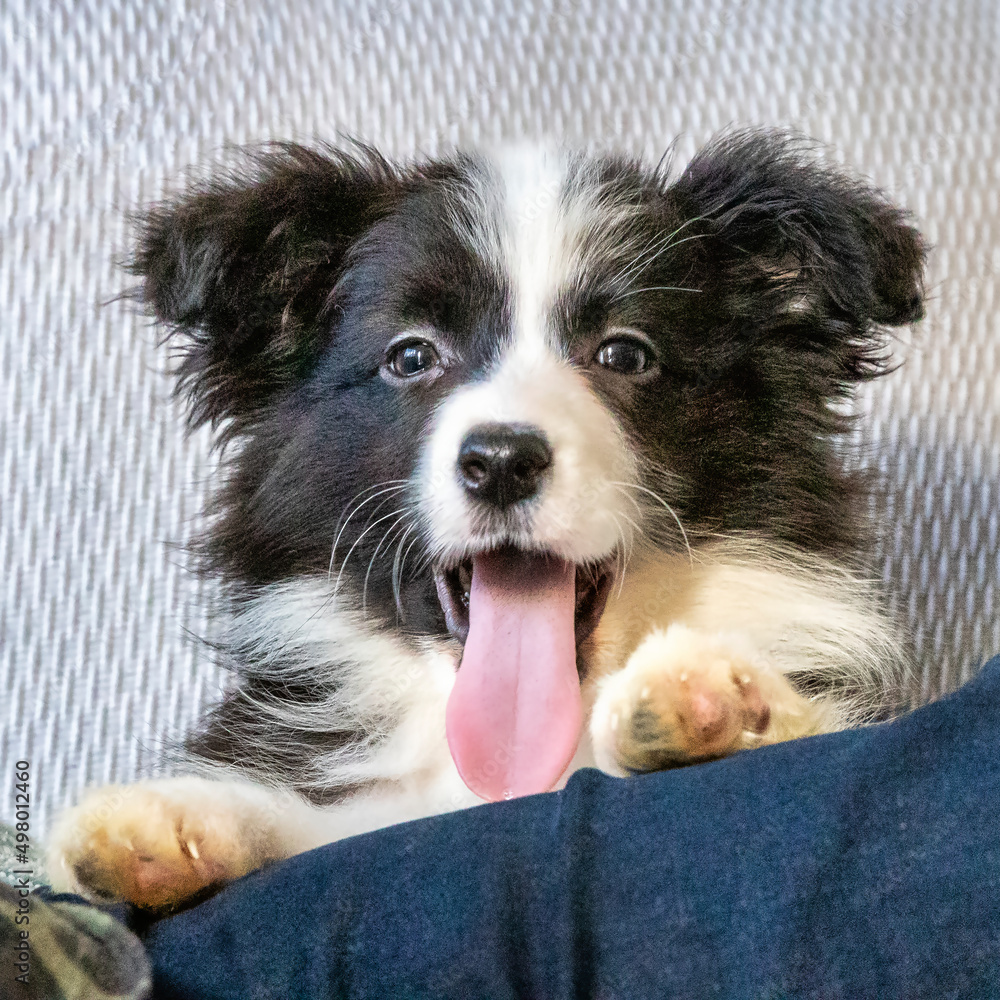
[132,132,924,796]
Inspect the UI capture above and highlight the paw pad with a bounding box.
[592,626,780,774]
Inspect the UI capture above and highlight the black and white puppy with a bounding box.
[49,130,925,910]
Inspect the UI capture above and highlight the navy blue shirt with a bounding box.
[142,656,1000,999]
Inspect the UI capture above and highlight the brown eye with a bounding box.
[387,340,441,378]
[595,336,654,375]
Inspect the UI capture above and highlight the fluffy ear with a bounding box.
[670,129,926,361]
[130,143,399,432]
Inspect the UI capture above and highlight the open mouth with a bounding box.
[436,546,616,804]
[432,547,615,647]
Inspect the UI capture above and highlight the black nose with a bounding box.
[457,424,553,509]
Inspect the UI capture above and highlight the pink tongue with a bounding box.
[446,550,583,802]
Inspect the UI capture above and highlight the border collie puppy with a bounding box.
[49,130,925,911]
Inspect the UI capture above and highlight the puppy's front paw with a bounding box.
[591,624,823,775]
[47,778,281,911]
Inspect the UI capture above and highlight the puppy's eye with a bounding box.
[386,340,441,378]
[595,335,654,375]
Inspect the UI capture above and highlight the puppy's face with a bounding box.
[133,134,924,651]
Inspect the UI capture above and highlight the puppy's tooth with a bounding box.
[640,686,650,700]
[679,672,689,683]
[740,674,752,686]
[185,839,200,860]
[123,838,135,852]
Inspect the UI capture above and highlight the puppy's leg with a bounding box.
[46,777,315,911]
[590,624,840,775]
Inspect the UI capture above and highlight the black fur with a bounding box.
[130,129,925,797]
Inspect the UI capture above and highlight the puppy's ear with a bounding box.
[130,143,398,432]
[671,129,926,353]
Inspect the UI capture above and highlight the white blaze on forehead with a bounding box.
[492,145,647,353]
[493,144,577,360]
[417,144,640,566]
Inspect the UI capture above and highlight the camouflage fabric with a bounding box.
[1,826,150,1000]
[0,818,47,888]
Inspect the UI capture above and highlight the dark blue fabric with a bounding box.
[141,656,1000,1000]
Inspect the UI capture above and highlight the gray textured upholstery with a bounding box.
[3,0,997,832]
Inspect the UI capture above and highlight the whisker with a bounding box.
[611,480,693,564]
[607,513,628,598]
[611,218,698,284]
[327,482,409,580]
[391,522,417,616]
[333,506,412,601]
[610,285,702,302]
[276,483,409,645]
[616,232,712,291]
[393,528,425,618]
[611,234,670,287]
[614,508,642,595]
[362,509,414,612]
[610,220,708,288]
[612,486,644,514]
[368,508,413,569]
[615,509,642,544]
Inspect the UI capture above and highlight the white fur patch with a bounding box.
[418,146,640,567]
[223,579,460,786]
[589,536,907,724]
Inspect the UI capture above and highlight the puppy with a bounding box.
[48,130,925,911]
